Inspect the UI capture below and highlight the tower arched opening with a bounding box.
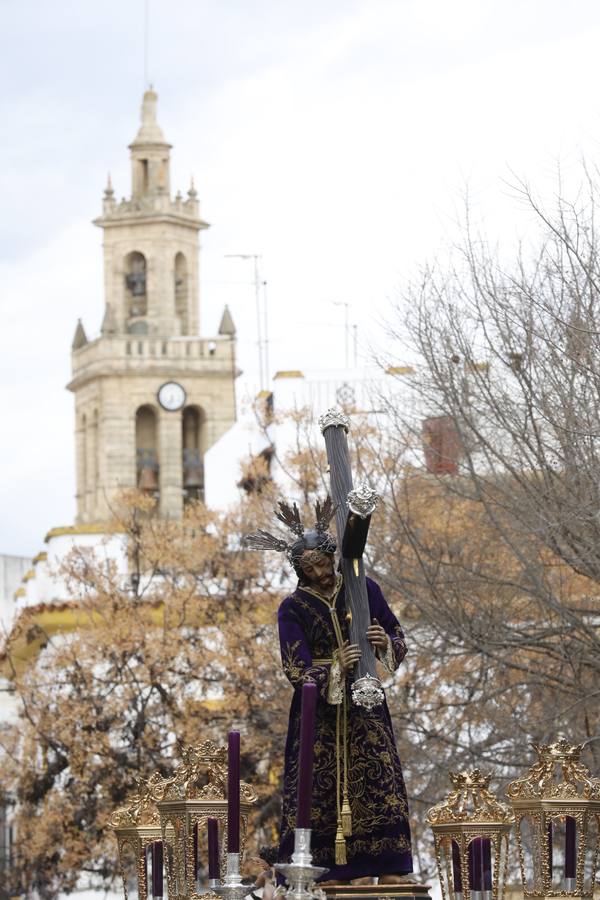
[135,405,159,497]
[174,252,189,335]
[182,405,206,503]
[80,413,87,516]
[124,251,148,330]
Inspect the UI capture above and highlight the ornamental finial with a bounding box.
[507,737,600,800]
[427,769,514,825]
[104,172,114,197]
[318,408,350,434]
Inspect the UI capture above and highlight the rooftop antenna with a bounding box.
[144,0,151,89]
[333,301,351,368]
[225,254,269,391]
[262,276,270,387]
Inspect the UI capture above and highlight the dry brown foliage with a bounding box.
[1,490,293,897]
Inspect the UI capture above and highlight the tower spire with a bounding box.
[129,88,172,199]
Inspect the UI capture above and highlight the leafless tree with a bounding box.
[373,171,600,805]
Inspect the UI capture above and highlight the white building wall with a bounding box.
[0,555,31,631]
[204,366,419,510]
[13,531,131,613]
[0,555,31,725]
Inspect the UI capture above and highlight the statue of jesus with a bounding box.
[246,501,413,885]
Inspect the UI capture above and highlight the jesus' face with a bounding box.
[298,548,336,594]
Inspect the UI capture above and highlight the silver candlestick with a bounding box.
[213,852,252,900]
[274,828,328,900]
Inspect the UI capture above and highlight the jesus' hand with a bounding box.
[366,618,388,652]
[338,640,361,674]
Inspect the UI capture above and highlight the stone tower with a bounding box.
[68,89,237,522]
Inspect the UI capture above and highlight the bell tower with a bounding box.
[68,89,237,522]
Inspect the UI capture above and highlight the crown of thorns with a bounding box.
[243,496,337,564]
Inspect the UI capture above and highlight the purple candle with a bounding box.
[451,840,463,893]
[227,731,241,852]
[565,816,576,880]
[151,841,163,898]
[207,817,220,880]
[296,682,317,829]
[482,838,492,892]
[468,837,483,893]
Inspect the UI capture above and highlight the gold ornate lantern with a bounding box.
[427,770,514,900]
[110,773,167,900]
[156,740,257,900]
[507,738,600,900]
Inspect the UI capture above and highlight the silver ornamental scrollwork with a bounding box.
[351,673,384,710]
[318,408,350,434]
[347,482,380,518]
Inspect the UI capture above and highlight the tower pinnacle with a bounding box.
[131,88,169,147]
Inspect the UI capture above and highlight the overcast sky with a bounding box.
[2,0,600,557]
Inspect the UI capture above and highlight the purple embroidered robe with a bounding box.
[278,575,413,881]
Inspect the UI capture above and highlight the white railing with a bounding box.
[73,335,232,367]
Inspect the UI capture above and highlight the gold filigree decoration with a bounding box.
[158,740,257,802]
[109,740,257,829]
[507,738,600,801]
[427,769,514,825]
[109,771,170,828]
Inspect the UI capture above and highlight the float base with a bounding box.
[321,883,432,900]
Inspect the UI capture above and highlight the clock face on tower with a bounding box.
[157,381,186,411]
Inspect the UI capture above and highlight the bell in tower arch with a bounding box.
[135,407,159,496]
[183,448,203,486]
[125,251,148,322]
[182,406,205,502]
[137,449,159,492]
[138,460,159,492]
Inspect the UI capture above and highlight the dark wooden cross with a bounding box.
[319,408,384,710]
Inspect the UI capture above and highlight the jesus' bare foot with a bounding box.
[379,874,414,884]
[352,877,375,885]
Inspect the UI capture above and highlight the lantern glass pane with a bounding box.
[583,813,599,894]
[465,835,494,899]
[438,837,458,900]
[148,841,164,900]
[518,815,539,891]
[496,833,509,895]
[120,841,140,900]
[195,819,211,890]
[549,816,566,889]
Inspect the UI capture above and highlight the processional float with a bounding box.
[110,406,600,900]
